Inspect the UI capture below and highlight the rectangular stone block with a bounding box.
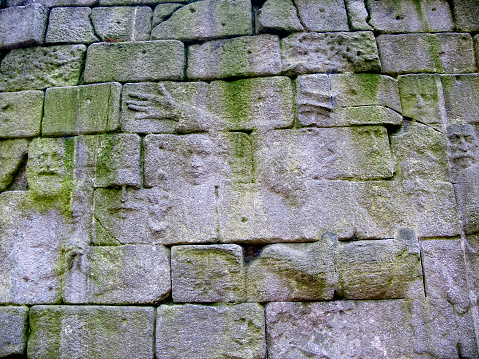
[452,0,479,31]
[0,44,86,92]
[0,139,28,191]
[209,76,294,131]
[435,33,476,73]
[28,306,154,359]
[0,90,43,138]
[43,82,121,136]
[45,7,99,44]
[0,4,47,50]
[255,0,304,33]
[187,34,281,80]
[171,244,245,303]
[345,0,373,30]
[156,303,266,359]
[281,31,380,75]
[84,40,185,83]
[7,0,96,7]
[295,0,349,31]
[442,74,479,126]
[0,306,28,357]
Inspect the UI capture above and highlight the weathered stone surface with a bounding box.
[255,0,303,33]
[452,0,479,31]
[295,0,349,31]
[187,34,281,80]
[366,0,453,33]
[153,4,182,27]
[209,76,294,131]
[156,303,266,359]
[0,90,43,138]
[84,41,184,83]
[0,45,86,92]
[442,74,479,126]
[344,0,372,30]
[28,306,154,359]
[465,234,479,311]
[0,306,28,357]
[99,0,186,7]
[171,244,245,303]
[91,7,152,42]
[122,81,212,134]
[43,83,121,136]
[476,35,479,70]
[435,33,476,73]
[0,4,47,50]
[246,236,337,302]
[45,7,98,44]
[0,139,28,191]
[151,0,252,41]
[6,0,96,7]
[64,245,170,304]
[281,31,380,75]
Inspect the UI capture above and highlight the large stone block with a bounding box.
[6,0,96,7]
[294,0,349,31]
[91,6,152,42]
[187,34,281,80]
[45,7,98,44]
[435,33,476,73]
[0,45,86,92]
[99,0,187,6]
[0,4,47,50]
[281,31,380,75]
[84,40,184,83]
[209,77,294,131]
[452,0,479,31]
[0,306,28,357]
[153,4,183,27]
[171,244,245,303]
[255,0,303,33]
[156,303,266,359]
[442,74,479,126]
[43,83,121,136]
[0,90,43,138]
[344,0,372,30]
[28,306,154,359]
[0,139,28,191]
[151,0,252,41]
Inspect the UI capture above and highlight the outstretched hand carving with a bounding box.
[126,84,179,120]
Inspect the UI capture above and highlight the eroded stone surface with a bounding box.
[442,74,479,126]
[255,0,303,33]
[0,306,28,357]
[345,0,372,30]
[295,0,349,31]
[452,0,479,31]
[45,7,98,44]
[0,139,28,191]
[153,4,182,27]
[0,90,43,138]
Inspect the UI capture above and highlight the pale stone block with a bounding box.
[0,90,43,138]
[453,162,479,235]
[0,306,28,357]
[442,74,479,126]
[153,4,182,27]
[187,34,281,80]
[171,244,245,303]
[0,45,86,92]
[436,33,476,73]
[151,0,252,41]
[344,0,372,30]
[295,0,349,31]
[28,306,154,359]
[0,139,28,191]
[91,7,152,42]
[156,303,266,359]
[43,83,121,136]
[452,0,479,31]
[7,0,95,7]
[45,7,98,44]
[255,0,303,33]
[84,40,184,83]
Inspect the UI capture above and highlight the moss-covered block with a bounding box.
[0,139,28,191]
[0,90,43,138]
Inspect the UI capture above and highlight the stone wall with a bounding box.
[1,0,479,357]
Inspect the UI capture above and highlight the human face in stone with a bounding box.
[184,136,214,185]
[447,124,478,170]
[400,76,439,123]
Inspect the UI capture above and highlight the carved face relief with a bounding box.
[183,135,215,185]
[447,124,478,172]
[399,76,440,124]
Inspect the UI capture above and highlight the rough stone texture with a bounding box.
[0,306,28,357]
[99,0,187,7]
[435,33,476,73]
[156,303,266,359]
[209,77,294,131]
[6,0,96,7]
[452,0,479,31]
[153,4,183,27]
[0,139,28,191]
[0,90,43,138]
[151,0,252,41]
[171,244,245,303]
[187,34,281,80]
[255,0,303,34]
[0,44,86,92]
[281,31,381,75]
[0,4,47,50]
[28,306,154,359]
[84,40,184,83]
[63,244,171,304]
[442,74,479,126]
[344,0,372,30]
[91,7,152,42]
[295,0,349,31]
[43,82,121,136]
[45,7,99,44]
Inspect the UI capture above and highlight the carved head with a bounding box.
[183,135,215,185]
[447,124,478,172]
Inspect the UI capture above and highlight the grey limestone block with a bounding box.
[246,236,337,302]
[366,0,453,33]
[171,244,245,303]
[452,159,479,235]
[84,40,184,83]
[91,7,152,42]
[452,0,479,31]
[63,244,170,304]
[28,306,154,359]
[0,44,86,92]
[187,34,281,80]
[435,33,476,73]
[0,306,28,357]
[45,7,99,44]
[344,0,372,30]
[0,90,43,138]
[0,4,48,50]
[43,82,121,136]
[0,139,28,192]
[442,74,479,126]
[99,0,186,6]
[156,303,266,359]
[151,0,252,41]
[6,0,96,7]
[281,31,381,75]
[294,0,349,31]
[209,76,294,131]
[255,0,304,34]
[153,4,183,27]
